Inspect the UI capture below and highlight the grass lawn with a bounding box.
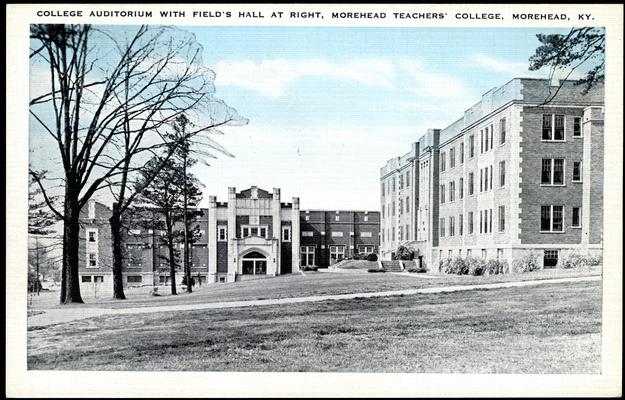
[27,280,601,373]
[332,260,379,270]
[28,267,600,311]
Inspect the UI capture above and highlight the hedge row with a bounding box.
[439,257,508,276]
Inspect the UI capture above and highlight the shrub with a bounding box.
[558,251,603,269]
[368,268,385,273]
[393,245,415,260]
[511,251,542,273]
[585,253,603,266]
[438,257,453,273]
[450,257,469,275]
[303,265,318,272]
[366,253,378,262]
[465,257,485,276]
[483,259,506,275]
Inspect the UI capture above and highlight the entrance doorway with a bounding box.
[242,251,267,275]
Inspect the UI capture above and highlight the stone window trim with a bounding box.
[541,158,566,187]
[572,161,583,183]
[217,226,228,241]
[87,229,98,243]
[241,225,268,239]
[87,252,98,268]
[540,205,565,233]
[282,226,291,242]
[542,114,567,142]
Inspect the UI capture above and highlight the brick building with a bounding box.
[79,186,379,291]
[380,78,604,270]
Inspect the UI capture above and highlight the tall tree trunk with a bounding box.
[167,240,177,295]
[110,208,127,300]
[61,193,83,304]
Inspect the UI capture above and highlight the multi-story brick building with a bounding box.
[380,78,604,270]
[79,186,379,291]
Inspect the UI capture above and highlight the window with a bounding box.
[468,212,474,234]
[439,218,445,237]
[544,250,559,268]
[499,161,506,187]
[489,209,493,233]
[440,185,445,203]
[301,246,316,266]
[489,165,493,190]
[449,216,455,237]
[572,207,581,228]
[399,174,404,190]
[500,118,506,144]
[482,249,487,259]
[81,276,91,283]
[541,205,564,232]
[381,182,385,196]
[480,169,483,192]
[441,152,446,172]
[573,161,582,182]
[497,249,504,260]
[460,142,465,164]
[489,125,494,150]
[541,159,565,185]
[405,197,410,213]
[127,275,142,283]
[450,148,456,168]
[364,215,369,222]
[360,231,372,238]
[282,227,291,242]
[392,228,395,241]
[335,215,340,222]
[480,129,484,154]
[573,117,582,137]
[406,171,411,186]
[405,225,409,240]
[398,198,403,215]
[469,135,475,158]
[459,177,464,199]
[88,253,97,268]
[331,231,344,237]
[449,181,455,202]
[459,214,464,235]
[88,230,97,242]
[305,215,310,221]
[498,205,505,232]
[392,177,396,192]
[479,210,483,234]
[93,276,102,284]
[218,226,227,241]
[468,173,474,195]
[484,168,489,191]
[392,202,395,216]
[543,114,565,141]
[358,245,375,255]
[399,226,403,241]
[381,205,385,218]
[302,231,314,237]
[467,249,472,257]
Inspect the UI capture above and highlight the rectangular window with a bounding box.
[81,276,91,283]
[399,174,404,190]
[480,130,484,154]
[88,253,97,268]
[364,215,369,222]
[479,210,483,234]
[282,227,291,242]
[88,231,97,242]
[405,225,409,240]
[489,209,493,233]
[392,228,395,241]
[218,226,227,241]
[405,197,410,213]
[541,205,564,232]
[468,173,474,195]
[441,152,446,172]
[480,169,483,192]
[302,231,314,237]
[490,125,494,150]
[459,214,463,236]
[449,181,455,202]
[398,198,403,215]
[500,118,506,144]
[468,212,474,234]
[439,218,445,237]
[449,216,455,237]
[459,177,464,199]
[127,275,142,283]
[399,226,403,241]
[360,231,372,238]
[499,161,506,187]
[573,117,582,137]
[450,148,455,168]
[392,177,396,192]
[542,158,565,185]
[572,207,581,228]
[406,171,410,186]
[485,167,489,191]
[489,165,493,190]
[469,135,475,158]
[440,185,445,203]
[301,246,315,267]
[94,276,104,283]
[543,114,566,141]
[544,250,559,268]
[498,205,505,232]
[331,231,344,237]
[460,142,464,164]
[573,161,582,182]
[392,202,395,216]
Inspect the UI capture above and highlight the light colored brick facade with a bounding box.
[380,78,604,271]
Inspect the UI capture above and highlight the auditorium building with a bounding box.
[78,186,379,290]
[380,78,604,270]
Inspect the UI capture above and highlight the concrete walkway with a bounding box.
[27,275,600,328]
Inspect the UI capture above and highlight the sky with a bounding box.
[30,26,577,211]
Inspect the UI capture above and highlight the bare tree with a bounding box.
[29,24,245,303]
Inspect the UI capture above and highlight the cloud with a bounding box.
[399,60,472,100]
[214,58,395,97]
[472,54,530,76]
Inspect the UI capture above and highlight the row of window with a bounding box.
[439,248,506,261]
[301,245,375,266]
[543,114,583,141]
[303,215,370,222]
[381,169,412,196]
[542,159,583,185]
[382,196,411,218]
[440,207,506,238]
[381,224,412,243]
[440,162,506,204]
[301,231,373,238]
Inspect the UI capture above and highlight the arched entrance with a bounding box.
[242,251,267,275]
